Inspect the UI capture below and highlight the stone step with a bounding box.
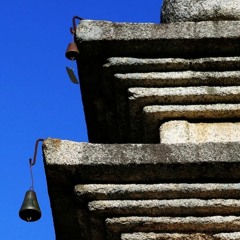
[121,232,240,240]
[129,86,240,102]
[44,139,240,182]
[128,86,240,143]
[106,216,240,240]
[129,86,240,130]
[88,199,240,216]
[115,71,240,87]
[104,57,240,72]
[107,69,240,143]
[75,183,240,200]
[160,121,240,144]
[143,104,240,143]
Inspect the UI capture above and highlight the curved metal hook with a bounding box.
[70,16,84,35]
[29,138,44,167]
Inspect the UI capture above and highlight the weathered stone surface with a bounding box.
[129,86,240,103]
[160,121,240,144]
[76,20,240,143]
[161,0,240,23]
[129,87,240,143]
[121,232,240,240]
[43,138,240,182]
[43,139,240,240]
[75,183,240,200]
[105,57,240,72]
[106,216,240,240]
[47,17,240,240]
[76,20,240,60]
[103,58,240,143]
[116,71,240,87]
[143,104,240,143]
[88,199,240,216]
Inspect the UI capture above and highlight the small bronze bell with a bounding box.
[19,190,41,222]
[65,42,79,60]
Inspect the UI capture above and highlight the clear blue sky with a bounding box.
[0,0,162,239]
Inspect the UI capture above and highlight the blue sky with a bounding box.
[1,0,162,239]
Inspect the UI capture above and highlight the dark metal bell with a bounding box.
[19,190,41,222]
[65,42,79,60]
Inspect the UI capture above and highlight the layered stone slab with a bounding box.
[43,139,240,240]
[48,16,240,240]
[113,71,240,143]
[76,20,240,143]
[121,232,240,240]
[143,104,240,143]
[128,86,240,142]
[161,0,240,23]
[106,216,240,240]
[104,57,240,72]
[161,121,240,144]
[101,57,240,143]
[75,183,240,200]
[88,199,240,216]
[76,20,240,59]
[116,71,240,87]
[43,139,240,183]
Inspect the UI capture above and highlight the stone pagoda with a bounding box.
[43,1,240,239]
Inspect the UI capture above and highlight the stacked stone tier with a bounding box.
[43,139,240,240]
[92,56,240,143]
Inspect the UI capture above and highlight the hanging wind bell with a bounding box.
[19,139,44,222]
[65,16,83,84]
[65,35,79,84]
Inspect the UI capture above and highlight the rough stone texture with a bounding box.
[76,20,240,45]
[43,139,240,240]
[161,0,240,23]
[143,104,240,143]
[88,199,240,216]
[46,19,240,240]
[43,138,240,179]
[160,120,240,144]
[106,216,240,240]
[105,57,240,72]
[76,20,240,143]
[121,232,240,240]
[75,183,240,200]
[117,71,240,86]
[109,62,240,143]
[129,86,240,142]
[75,20,240,65]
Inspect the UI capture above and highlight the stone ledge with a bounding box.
[129,87,240,142]
[160,121,240,144]
[75,183,240,200]
[76,20,240,60]
[161,0,240,23]
[116,71,240,86]
[143,104,240,143]
[104,57,240,72]
[77,20,240,41]
[88,199,240,216]
[43,138,240,182]
[79,55,240,143]
[43,139,240,240]
[121,232,240,240]
[106,216,240,240]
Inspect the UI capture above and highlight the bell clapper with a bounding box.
[66,59,79,84]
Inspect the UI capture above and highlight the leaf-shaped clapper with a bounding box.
[66,67,79,84]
